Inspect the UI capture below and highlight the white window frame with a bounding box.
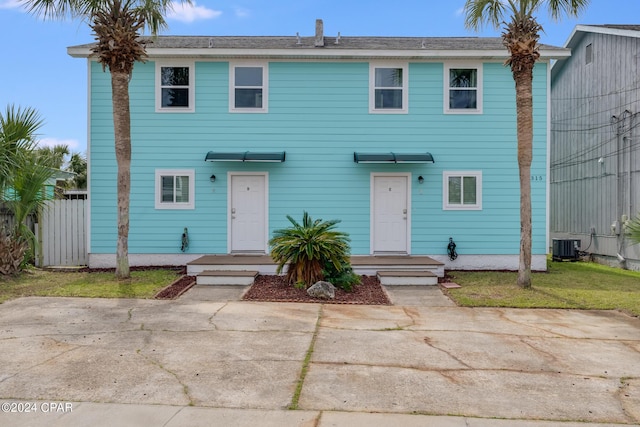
[155,61,195,112]
[229,62,268,113]
[155,169,195,210]
[443,171,482,210]
[369,62,408,114]
[444,62,483,114]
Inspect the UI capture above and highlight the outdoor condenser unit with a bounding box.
[552,239,581,261]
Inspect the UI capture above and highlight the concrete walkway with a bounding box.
[0,286,638,426]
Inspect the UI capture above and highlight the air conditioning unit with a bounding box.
[552,239,581,261]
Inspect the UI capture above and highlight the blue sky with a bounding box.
[1,0,639,155]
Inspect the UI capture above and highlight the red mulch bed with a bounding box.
[242,275,391,305]
[154,275,196,299]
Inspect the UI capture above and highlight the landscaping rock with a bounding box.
[307,281,335,299]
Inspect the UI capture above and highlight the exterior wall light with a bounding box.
[418,175,424,184]
[210,174,216,183]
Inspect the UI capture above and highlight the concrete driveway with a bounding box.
[0,288,638,426]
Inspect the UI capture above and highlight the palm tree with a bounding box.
[66,152,88,190]
[464,0,589,288]
[0,105,42,198]
[0,105,54,274]
[7,150,57,254]
[37,144,70,170]
[270,212,352,288]
[23,0,191,279]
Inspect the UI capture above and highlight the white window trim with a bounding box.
[443,62,483,114]
[229,62,268,113]
[155,61,195,113]
[442,171,482,210]
[369,62,408,114]
[155,169,195,210]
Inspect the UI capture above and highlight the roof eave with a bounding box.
[552,24,640,79]
[68,46,569,60]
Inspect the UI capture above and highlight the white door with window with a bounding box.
[229,173,267,253]
[371,174,410,254]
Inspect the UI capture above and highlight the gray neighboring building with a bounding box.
[551,25,640,270]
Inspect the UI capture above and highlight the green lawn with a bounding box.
[2,261,639,317]
[0,268,180,303]
[446,260,640,316]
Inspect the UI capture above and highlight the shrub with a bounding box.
[323,260,361,292]
[270,211,352,288]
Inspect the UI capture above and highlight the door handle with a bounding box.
[231,208,236,214]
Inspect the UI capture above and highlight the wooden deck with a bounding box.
[187,254,445,281]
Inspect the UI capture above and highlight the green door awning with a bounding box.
[205,151,286,162]
[353,152,434,164]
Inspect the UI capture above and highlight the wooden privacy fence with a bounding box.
[38,199,87,267]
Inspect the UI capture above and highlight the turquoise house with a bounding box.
[68,20,567,272]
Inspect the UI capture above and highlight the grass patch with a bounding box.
[446,260,640,316]
[0,268,180,303]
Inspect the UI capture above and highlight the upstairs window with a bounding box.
[443,171,482,210]
[585,43,593,65]
[445,64,482,114]
[230,63,267,112]
[156,63,194,112]
[370,63,408,113]
[155,170,195,209]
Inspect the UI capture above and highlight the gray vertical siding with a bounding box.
[551,30,640,267]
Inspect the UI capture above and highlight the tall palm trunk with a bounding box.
[111,70,131,279]
[514,68,534,287]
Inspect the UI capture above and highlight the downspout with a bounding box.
[628,113,634,222]
[545,60,551,256]
[614,110,633,267]
[612,113,625,266]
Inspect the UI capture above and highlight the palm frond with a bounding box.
[626,214,640,246]
[464,0,508,31]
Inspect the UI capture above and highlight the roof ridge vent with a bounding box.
[315,19,324,47]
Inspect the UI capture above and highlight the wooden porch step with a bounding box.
[187,254,445,279]
[196,270,258,286]
[377,270,438,286]
[352,255,444,278]
[187,255,277,275]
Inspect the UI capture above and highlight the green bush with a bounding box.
[323,260,361,292]
[269,211,352,288]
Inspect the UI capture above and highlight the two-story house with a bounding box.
[551,25,640,270]
[69,20,567,276]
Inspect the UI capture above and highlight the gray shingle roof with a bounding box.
[69,35,567,58]
[143,35,512,50]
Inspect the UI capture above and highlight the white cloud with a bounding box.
[235,7,250,18]
[455,7,465,17]
[168,2,222,23]
[37,137,82,152]
[0,0,22,10]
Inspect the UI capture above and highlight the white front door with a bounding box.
[229,173,267,253]
[372,174,409,254]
